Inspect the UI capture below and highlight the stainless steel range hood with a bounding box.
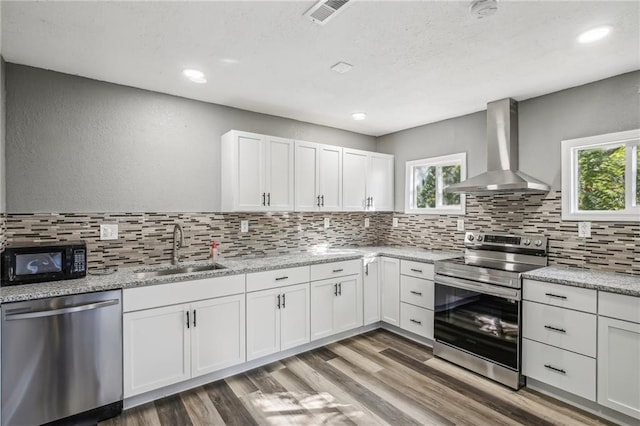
[445,98,550,194]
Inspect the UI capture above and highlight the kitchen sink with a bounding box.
[134,264,225,279]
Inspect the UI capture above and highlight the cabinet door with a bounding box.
[191,295,246,378]
[334,275,363,334]
[363,257,380,325]
[236,133,266,211]
[246,288,281,361]
[265,136,294,211]
[123,304,190,397]
[310,279,337,341]
[380,257,400,326]
[342,148,368,211]
[367,153,394,211]
[598,317,640,419]
[280,283,311,351]
[294,141,319,212]
[319,144,343,211]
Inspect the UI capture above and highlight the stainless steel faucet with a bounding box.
[172,223,186,265]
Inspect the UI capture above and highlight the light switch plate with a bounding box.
[392,218,399,227]
[324,218,330,229]
[578,221,591,238]
[240,220,249,233]
[457,219,465,231]
[100,224,118,240]
[364,218,370,228]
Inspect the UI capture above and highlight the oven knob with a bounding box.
[523,239,531,246]
[534,239,542,247]
[467,234,474,241]
[477,235,483,242]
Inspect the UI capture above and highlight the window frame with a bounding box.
[561,128,640,221]
[404,152,466,215]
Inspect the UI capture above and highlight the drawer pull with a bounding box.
[333,269,344,273]
[410,268,423,273]
[410,290,423,296]
[545,293,567,300]
[275,276,289,281]
[544,325,567,333]
[544,364,566,375]
[410,319,422,325]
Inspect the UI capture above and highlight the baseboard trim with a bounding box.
[526,378,638,426]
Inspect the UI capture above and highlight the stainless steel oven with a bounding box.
[433,232,547,390]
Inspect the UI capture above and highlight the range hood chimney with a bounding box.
[445,98,550,194]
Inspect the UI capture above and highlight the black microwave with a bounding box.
[1,241,87,286]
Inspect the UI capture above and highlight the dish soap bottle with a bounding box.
[210,241,220,262]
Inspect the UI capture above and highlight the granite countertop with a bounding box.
[0,246,461,303]
[522,265,640,297]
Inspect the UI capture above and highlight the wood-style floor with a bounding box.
[101,330,614,426]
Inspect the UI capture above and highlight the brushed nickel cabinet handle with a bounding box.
[275,276,289,281]
[410,319,422,325]
[410,290,423,296]
[333,269,344,273]
[544,325,566,333]
[410,268,423,273]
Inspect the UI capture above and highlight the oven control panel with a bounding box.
[465,232,547,251]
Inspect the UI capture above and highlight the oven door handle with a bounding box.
[435,274,520,300]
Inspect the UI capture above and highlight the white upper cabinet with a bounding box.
[221,130,294,212]
[343,148,394,211]
[294,141,343,211]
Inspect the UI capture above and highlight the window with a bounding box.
[561,129,640,221]
[405,153,466,214]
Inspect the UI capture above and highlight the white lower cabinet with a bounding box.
[380,257,400,326]
[363,257,380,325]
[246,283,310,361]
[310,274,363,340]
[598,314,640,419]
[522,338,596,401]
[400,303,434,339]
[123,293,245,397]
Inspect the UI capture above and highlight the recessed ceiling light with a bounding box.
[352,112,367,121]
[183,69,207,83]
[331,62,353,74]
[577,26,612,44]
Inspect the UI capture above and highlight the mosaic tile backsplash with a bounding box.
[3,191,639,274]
[4,212,381,269]
[380,191,640,275]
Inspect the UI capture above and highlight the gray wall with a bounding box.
[6,64,376,213]
[377,71,640,211]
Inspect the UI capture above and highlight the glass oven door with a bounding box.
[434,274,521,370]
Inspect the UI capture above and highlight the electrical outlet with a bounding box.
[240,220,249,233]
[392,218,399,228]
[100,224,118,240]
[457,219,465,231]
[364,218,370,228]
[324,217,330,229]
[578,221,591,238]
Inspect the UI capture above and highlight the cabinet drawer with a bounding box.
[310,260,361,281]
[400,276,434,310]
[523,301,596,357]
[400,260,434,281]
[246,266,310,292]
[124,274,245,312]
[599,292,640,324]
[523,280,596,313]
[523,339,596,401]
[400,303,433,339]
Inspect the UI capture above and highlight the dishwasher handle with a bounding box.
[4,299,120,321]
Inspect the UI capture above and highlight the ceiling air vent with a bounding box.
[304,0,352,25]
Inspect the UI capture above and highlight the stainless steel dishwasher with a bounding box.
[1,290,123,426]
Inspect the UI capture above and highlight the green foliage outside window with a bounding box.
[415,166,436,208]
[414,164,461,208]
[442,165,461,205]
[578,145,625,211]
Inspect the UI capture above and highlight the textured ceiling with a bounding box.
[2,1,639,136]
